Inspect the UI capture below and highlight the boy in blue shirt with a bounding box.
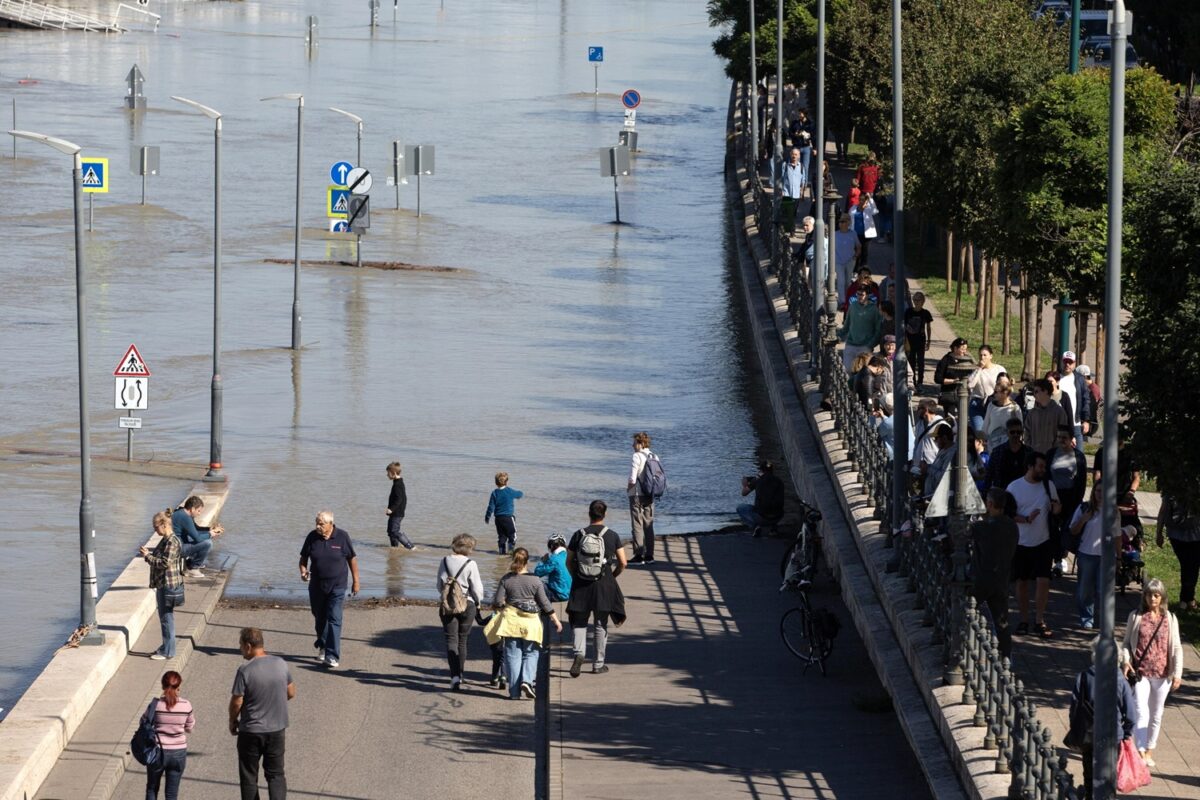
[485,472,524,554]
[534,533,572,601]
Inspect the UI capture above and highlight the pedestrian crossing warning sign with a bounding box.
[327,185,350,219]
[113,343,151,377]
[81,157,109,194]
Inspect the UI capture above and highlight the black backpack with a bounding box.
[130,698,163,767]
[636,451,667,499]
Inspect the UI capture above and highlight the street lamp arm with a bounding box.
[171,96,221,119]
[261,93,304,104]
[329,107,363,125]
[8,129,81,155]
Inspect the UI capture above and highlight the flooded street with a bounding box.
[0,1,773,712]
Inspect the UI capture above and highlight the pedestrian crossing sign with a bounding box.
[327,185,349,219]
[81,157,109,194]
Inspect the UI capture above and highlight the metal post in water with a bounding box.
[891,0,909,539]
[88,194,94,231]
[611,148,621,223]
[126,426,132,462]
[11,100,15,159]
[1095,5,1128,798]
[293,97,303,350]
[594,64,599,96]
[356,235,363,267]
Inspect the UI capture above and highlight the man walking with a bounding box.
[627,432,658,564]
[172,496,223,577]
[299,510,359,668]
[970,488,1020,657]
[566,500,627,677]
[986,418,1032,491]
[1058,351,1092,451]
[1007,452,1061,639]
[229,627,294,800]
[1024,378,1069,455]
[779,147,806,235]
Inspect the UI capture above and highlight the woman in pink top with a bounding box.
[143,670,195,799]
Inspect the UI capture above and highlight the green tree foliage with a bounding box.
[991,68,1177,303]
[708,0,817,86]
[903,0,1063,240]
[1123,159,1200,502]
[824,0,891,153]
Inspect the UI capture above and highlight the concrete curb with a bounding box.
[0,481,230,800]
[725,86,1007,799]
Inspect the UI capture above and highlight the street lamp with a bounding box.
[812,0,826,369]
[171,96,226,483]
[261,93,304,350]
[9,129,103,645]
[891,0,910,544]
[748,0,758,159]
[328,107,365,268]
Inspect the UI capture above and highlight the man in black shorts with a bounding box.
[1006,452,1061,639]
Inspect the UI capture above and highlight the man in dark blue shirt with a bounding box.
[172,496,223,576]
[299,510,359,669]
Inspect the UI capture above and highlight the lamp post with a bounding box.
[748,0,758,159]
[171,96,226,483]
[774,0,784,195]
[261,93,304,350]
[1058,0,1082,363]
[9,129,103,644]
[891,0,909,540]
[811,0,826,364]
[329,107,365,268]
[1094,6,1129,798]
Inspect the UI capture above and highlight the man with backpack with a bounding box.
[1066,642,1137,799]
[628,431,665,564]
[565,500,627,677]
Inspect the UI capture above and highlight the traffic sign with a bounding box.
[113,343,151,376]
[328,185,350,218]
[81,157,109,193]
[329,220,350,233]
[329,160,354,186]
[119,416,143,429]
[588,46,604,63]
[346,166,372,195]
[114,377,149,410]
[621,89,641,110]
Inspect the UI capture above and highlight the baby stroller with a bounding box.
[1115,496,1145,592]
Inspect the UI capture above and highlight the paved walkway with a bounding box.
[549,534,933,799]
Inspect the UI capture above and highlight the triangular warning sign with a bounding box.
[113,343,151,377]
[82,166,102,186]
[333,194,348,213]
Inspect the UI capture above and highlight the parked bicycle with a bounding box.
[778,500,838,675]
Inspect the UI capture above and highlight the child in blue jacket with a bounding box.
[534,534,572,602]
[485,472,524,554]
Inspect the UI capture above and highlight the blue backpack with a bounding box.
[130,698,163,767]
[636,451,667,499]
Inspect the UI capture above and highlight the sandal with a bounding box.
[1015,621,1029,636]
[1035,622,1054,639]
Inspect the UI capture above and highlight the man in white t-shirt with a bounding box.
[1068,483,1107,630]
[1006,451,1061,639]
[1058,351,1091,452]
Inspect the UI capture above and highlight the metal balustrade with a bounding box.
[734,81,1081,799]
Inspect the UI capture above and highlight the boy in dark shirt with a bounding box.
[904,292,934,387]
[385,462,414,549]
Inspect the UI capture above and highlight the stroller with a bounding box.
[1115,497,1145,593]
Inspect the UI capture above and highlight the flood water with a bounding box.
[0,0,778,714]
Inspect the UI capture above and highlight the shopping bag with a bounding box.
[1116,738,1152,793]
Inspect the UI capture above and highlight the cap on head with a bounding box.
[1062,351,1076,363]
[1077,365,1092,377]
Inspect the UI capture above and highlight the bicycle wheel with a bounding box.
[780,605,817,664]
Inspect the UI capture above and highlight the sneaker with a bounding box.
[325,657,339,669]
[315,645,325,661]
[1051,560,1065,578]
[498,675,508,691]
[185,569,204,578]
[450,676,461,691]
[643,557,656,565]
[519,682,536,699]
[149,652,167,661]
[628,554,645,564]
[487,676,501,689]
[592,665,609,675]
[569,655,584,678]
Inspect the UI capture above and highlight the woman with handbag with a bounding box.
[1122,578,1185,767]
[485,547,562,699]
[141,509,185,660]
[143,670,194,800]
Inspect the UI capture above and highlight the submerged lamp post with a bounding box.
[261,93,305,350]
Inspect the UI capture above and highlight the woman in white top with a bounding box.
[1068,483,1106,629]
[968,346,1006,432]
[981,376,1023,454]
[1121,578,1185,767]
[435,533,485,690]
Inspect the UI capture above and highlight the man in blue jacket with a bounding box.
[1059,352,1092,453]
[172,496,223,577]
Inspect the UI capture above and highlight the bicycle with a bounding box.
[779,500,822,588]
[778,500,836,675]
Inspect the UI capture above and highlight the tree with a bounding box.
[708,0,817,86]
[1122,159,1200,503]
[824,0,891,154]
[990,67,1177,305]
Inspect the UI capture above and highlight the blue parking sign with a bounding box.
[588,46,604,63]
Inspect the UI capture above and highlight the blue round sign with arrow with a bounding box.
[621,89,641,109]
[330,160,354,186]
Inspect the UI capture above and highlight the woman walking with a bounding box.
[143,670,194,799]
[435,534,484,690]
[1122,578,1185,767]
[487,548,562,699]
[1157,495,1200,612]
[140,509,185,660]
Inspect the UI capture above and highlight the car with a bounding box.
[1033,0,1069,20]
[1081,36,1140,68]
[1054,9,1111,40]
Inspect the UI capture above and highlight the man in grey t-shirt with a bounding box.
[229,627,295,800]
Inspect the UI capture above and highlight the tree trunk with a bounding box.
[945,229,954,293]
[1034,298,1044,378]
[974,249,986,321]
[966,241,976,296]
[988,257,998,320]
[1022,275,1037,381]
[1002,261,1012,356]
[954,235,966,316]
[980,253,991,341]
[1095,312,1105,396]
[1075,311,1088,362]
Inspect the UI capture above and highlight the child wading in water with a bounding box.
[485,472,524,555]
[385,462,415,549]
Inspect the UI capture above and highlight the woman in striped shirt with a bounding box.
[143,670,194,799]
